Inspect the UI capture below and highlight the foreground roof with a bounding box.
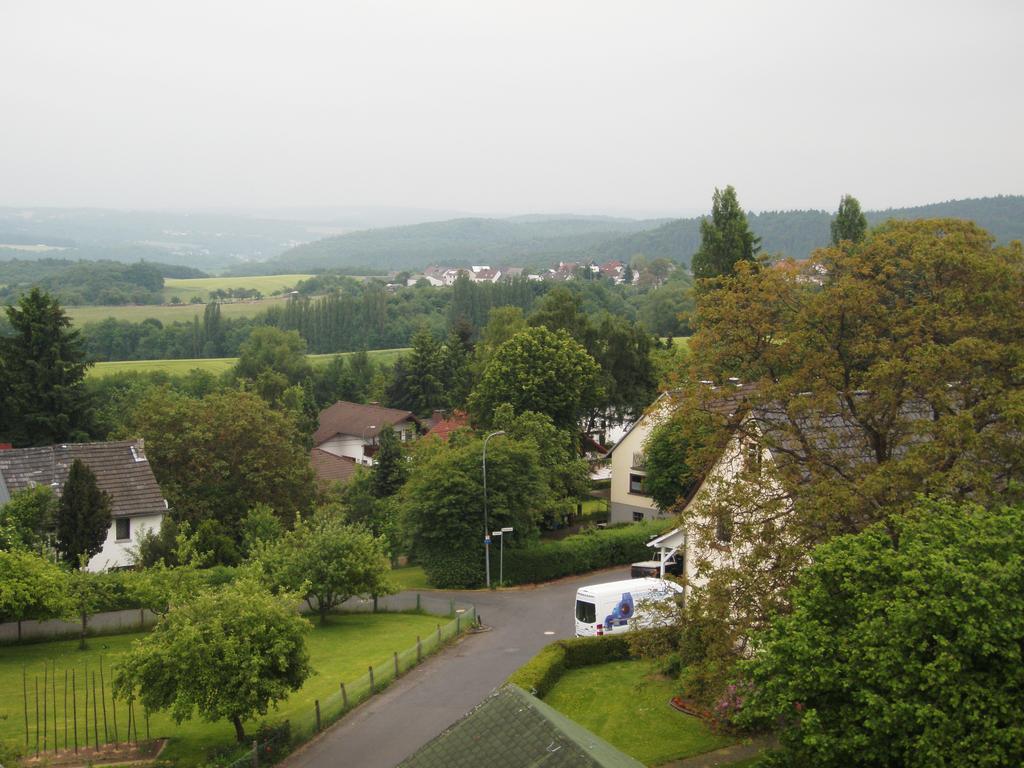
[0,440,166,518]
[314,401,420,445]
[398,684,645,768]
[309,448,359,487]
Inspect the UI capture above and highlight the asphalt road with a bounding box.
[282,566,630,768]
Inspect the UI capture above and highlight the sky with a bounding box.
[1,0,1022,217]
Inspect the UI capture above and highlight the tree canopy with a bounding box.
[114,578,311,742]
[830,193,868,245]
[690,186,761,280]
[55,459,112,567]
[737,499,1024,767]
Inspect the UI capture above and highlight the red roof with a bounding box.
[425,410,470,442]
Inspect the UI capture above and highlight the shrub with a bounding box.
[508,635,633,698]
[418,548,483,589]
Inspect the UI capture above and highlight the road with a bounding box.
[282,566,630,768]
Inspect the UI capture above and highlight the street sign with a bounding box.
[484,536,491,544]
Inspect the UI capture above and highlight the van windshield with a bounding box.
[575,599,596,623]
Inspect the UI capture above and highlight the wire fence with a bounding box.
[213,597,477,768]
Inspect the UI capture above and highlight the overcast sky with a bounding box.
[1,1,1021,217]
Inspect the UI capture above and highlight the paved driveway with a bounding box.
[282,567,630,768]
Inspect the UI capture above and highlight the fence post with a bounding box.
[436,624,441,644]
[251,739,258,768]
[315,700,321,732]
[456,614,460,634]
[393,652,399,678]
[416,593,421,612]
[340,682,348,709]
[416,636,421,663]
[369,666,374,693]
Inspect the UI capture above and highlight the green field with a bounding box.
[0,613,443,767]
[86,348,410,379]
[67,296,292,326]
[161,274,313,303]
[544,660,729,765]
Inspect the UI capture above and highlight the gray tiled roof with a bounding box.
[398,684,645,768]
[0,440,166,518]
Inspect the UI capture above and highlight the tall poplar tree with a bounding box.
[691,185,761,280]
[831,193,868,245]
[55,459,112,567]
[0,288,92,446]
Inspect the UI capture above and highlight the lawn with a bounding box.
[67,297,292,326]
[391,565,431,591]
[543,660,730,766]
[161,275,314,303]
[0,612,443,768]
[86,348,410,379]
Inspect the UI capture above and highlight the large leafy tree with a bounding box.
[690,186,761,280]
[830,193,868,245]
[114,578,311,742]
[467,326,601,430]
[123,389,315,551]
[737,499,1024,767]
[0,484,58,551]
[232,326,313,403]
[0,287,92,446]
[256,511,393,624]
[675,218,1024,650]
[55,459,112,567]
[401,434,547,587]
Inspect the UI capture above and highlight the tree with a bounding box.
[0,550,69,641]
[0,287,92,446]
[114,578,311,742]
[372,426,407,498]
[643,404,723,512]
[830,193,868,245]
[123,389,315,555]
[691,186,761,280]
[388,325,445,416]
[55,460,111,567]
[232,326,313,404]
[675,218,1024,659]
[256,511,393,624]
[0,484,58,551]
[736,499,1024,767]
[128,562,205,616]
[468,326,602,431]
[401,434,547,587]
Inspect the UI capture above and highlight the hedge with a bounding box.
[501,520,673,585]
[508,635,633,697]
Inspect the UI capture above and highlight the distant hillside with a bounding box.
[263,196,1024,272]
[250,217,670,274]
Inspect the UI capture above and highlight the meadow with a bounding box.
[86,348,410,379]
[67,297,291,326]
[160,274,314,303]
[0,613,443,768]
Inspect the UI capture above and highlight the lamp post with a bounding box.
[492,527,514,585]
[482,430,505,588]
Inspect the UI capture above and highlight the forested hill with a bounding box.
[243,216,671,274]
[264,196,1024,272]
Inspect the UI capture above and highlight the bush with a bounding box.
[418,548,484,589]
[508,635,634,698]
[501,520,671,585]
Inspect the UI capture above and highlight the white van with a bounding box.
[574,577,683,637]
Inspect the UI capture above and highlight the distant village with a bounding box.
[409,259,633,287]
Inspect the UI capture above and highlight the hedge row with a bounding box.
[501,520,673,585]
[508,635,633,697]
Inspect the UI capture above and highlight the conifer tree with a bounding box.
[55,459,112,568]
[0,288,92,446]
[831,193,869,245]
[372,426,407,498]
[691,186,761,280]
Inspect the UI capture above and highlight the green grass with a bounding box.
[543,660,730,766]
[161,275,314,303]
[67,297,292,326]
[391,565,431,591]
[0,612,443,768]
[86,348,410,379]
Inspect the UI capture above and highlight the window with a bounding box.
[115,518,130,541]
[575,600,596,624]
[715,512,733,544]
[629,473,646,494]
[632,511,645,523]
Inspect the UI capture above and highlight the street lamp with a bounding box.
[492,527,514,585]
[482,430,505,588]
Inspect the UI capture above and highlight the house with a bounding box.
[424,409,470,442]
[314,401,422,465]
[309,448,360,489]
[0,440,168,572]
[605,391,678,524]
[399,684,644,768]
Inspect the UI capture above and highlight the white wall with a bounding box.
[85,512,164,572]
[319,434,370,464]
[609,403,671,524]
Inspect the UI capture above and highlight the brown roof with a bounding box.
[425,410,470,442]
[310,448,359,487]
[314,401,420,446]
[0,440,167,518]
